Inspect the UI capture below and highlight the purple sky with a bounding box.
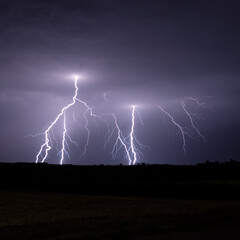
[0,0,240,165]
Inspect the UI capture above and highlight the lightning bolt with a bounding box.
[158,105,189,154]
[185,96,212,108]
[181,100,206,143]
[109,106,147,165]
[112,114,132,165]
[130,105,137,165]
[75,97,110,159]
[25,133,44,138]
[60,112,67,165]
[35,76,79,163]
[35,75,113,163]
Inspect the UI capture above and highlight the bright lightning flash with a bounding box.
[60,112,67,165]
[110,105,147,165]
[112,114,132,164]
[35,75,112,164]
[35,76,79,164]
[130,105,137,165]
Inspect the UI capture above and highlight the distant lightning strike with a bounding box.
[109,106,146,165]
[112,114,132,164]
[78,102,91,159]
[36,76,79,164]
[181,100,206,143]
[158,105,188,154]
[130,106,137,165]
[35,75,113,164]
[60,112,67,165]
[76,97,111,159]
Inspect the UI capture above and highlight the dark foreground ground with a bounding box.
[0,161,240,239]
[1,191,240,240]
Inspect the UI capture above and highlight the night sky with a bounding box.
[0,0,239,165]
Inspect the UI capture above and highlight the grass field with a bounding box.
[0,191,240,240]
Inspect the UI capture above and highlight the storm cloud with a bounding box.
[0,0,240,164]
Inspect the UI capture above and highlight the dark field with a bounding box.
[1,191,240,240]
[0,161,240,239]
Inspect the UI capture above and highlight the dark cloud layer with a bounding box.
[0,0,240,164]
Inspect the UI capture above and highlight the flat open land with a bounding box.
[0,162,240,239]
[1,191,240,240]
